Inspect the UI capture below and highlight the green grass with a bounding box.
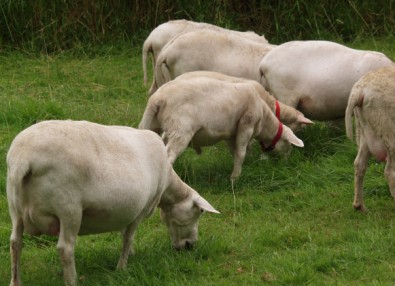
[1,39,395,285]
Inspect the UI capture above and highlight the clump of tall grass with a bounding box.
[0,0,393,53]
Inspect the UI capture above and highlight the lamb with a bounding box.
[142,19,269,91]
[7,120,219,286]
[345,65,395,211]
[260,40,393,121]
[150,29,274,95]
[139,74,304,180]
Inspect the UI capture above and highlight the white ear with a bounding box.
[194,195,220,214]
[283,126,304,147]
[298,114,314,125]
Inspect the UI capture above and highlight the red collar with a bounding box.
[259,120,283,152]
[275,100,280,119]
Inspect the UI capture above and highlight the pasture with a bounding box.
[0,39,394,285]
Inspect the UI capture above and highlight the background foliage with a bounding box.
[0,0,394,52]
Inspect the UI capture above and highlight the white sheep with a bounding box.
[139,72,304,180]
[143,19,269,92]
[7,120,219,286]
[150,29,274,95]
[260,40,393,121]
[345,65,395,211]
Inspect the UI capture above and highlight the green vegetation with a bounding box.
[0,38,394,285]
[1,1,394,285]
[1,1,394,52]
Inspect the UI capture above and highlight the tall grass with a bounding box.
[0,39,394,285]
[0,0,394,52]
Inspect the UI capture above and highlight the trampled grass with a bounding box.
[0,39,394,285]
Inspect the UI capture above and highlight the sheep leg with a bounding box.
[231,127,254,180]
[353,142,371,212]
[166,133,193,164]
[384,157,395,200]
[116,220,139,270]
[9,216,23,286]
[57,211,82,286]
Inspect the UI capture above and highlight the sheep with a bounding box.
[260,40,393,121]
[345,65,395,211]
[7,120,219,286]
[142,19,269,92]
[139,73,304,180]
[176,71,313,132]
[150,29,274,95]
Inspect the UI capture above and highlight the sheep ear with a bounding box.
[283,127,304,147]
[298,115,314,125]
[194,195,220,214]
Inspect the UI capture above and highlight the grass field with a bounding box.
[1,39,394,285]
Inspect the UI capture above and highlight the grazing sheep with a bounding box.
[142,19,268,91]
[7,120,219,286]
[260,40,393,121]
[150,29,274,95]
[139,74,304,180]
[176,71,313,132]
[345,65,395,211]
